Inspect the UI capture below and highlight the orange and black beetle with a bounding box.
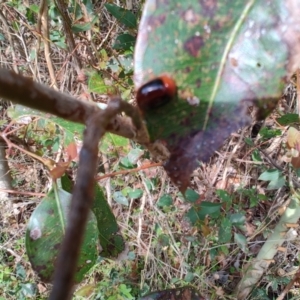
[136,75,176,111]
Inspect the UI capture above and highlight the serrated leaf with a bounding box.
[184,189,200,203]
[128,188,143,199]
[157,194,173,207]
[234,232,248,253]
[107,54,133,73]
[25,188,98,283]
[252,149,262,162]
[113,33,136,51]
[218,217,232,243]
[216,189,232,203]
[105,3,137,29]
[88,72,114,94]
[230,213,246,226]
[134,1,300,192]
[186,201,222,225]
[276,113,299,126]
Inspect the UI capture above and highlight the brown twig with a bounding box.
[53,0,82,73]
[0,189,46,197]
[0,69,142,141]
[276,268,300,300]
[49,97,142,300]
[40,0,58,89]
[96,162,162,181]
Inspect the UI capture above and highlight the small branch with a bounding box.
[0,69,143,141]
[49,97,140,300]
[0,189,46,197]
[96,162,162,181]
[276,268,300,300]
[53,0,82,73]
[40,0,58,89]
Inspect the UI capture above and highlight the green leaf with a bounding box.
[92,184,124,257]
[134,1,293,192]
[72,16,98,33]
[28,4,39,13]
[234,232,248,253]
[266,175,286,190]
[26,7,36,24]
[157,234,170,247]
[20,283,37,297]
[184,272,195,283]
[276,113,299,126]
[252,149,262,162]
[16,263,26,280]
[230,213,246,231]
[216,189,232,203]
[120,157,135,168]
[61,174,73,193]
[218,218,232,243]
[230,213,246,226]
[105,3,137,29]
[259,169,286,190]
[185,202,222,225]
[157,194,173,207]
[88,72,114,94]
[113,34,136,51]
[72,23,92,33]
[259,169,282,181]
[113,191,129,206]
[244,137,254,146]
[184,189,200,203]
[100,133,129,153]
[25,188,98,283]
[107,54,133,73]
[128,188,143,199]
[127,148,144,164]
[259,127,281,139]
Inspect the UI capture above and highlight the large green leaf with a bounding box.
[92,184,125,257]
[61,176,124,257]
[25,188,98,283]
[134,1,299,191]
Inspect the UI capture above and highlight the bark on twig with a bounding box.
[0,69,142,141]
[49,97,140,300]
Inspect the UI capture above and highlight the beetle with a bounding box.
[136,75,177,111]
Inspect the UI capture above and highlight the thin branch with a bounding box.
[96,162,162,181]
[49,97,140,300]
[0,189,46,197]
[276,268,300,300]
[40,0,58,89]
[0,69,142,140]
